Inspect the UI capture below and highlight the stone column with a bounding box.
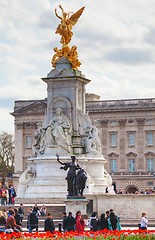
[101,120,109,170]
[136,118,145,170]
[14,123,24,173]
[118,119,126,171]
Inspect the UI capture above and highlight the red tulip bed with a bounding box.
[0,229,155,240]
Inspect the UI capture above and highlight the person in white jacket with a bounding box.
[140,212,148,230]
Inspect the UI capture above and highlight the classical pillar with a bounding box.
[101,120,109,170]
[118,119,126,171]
[136,118,145,171]
[14,123,24,173]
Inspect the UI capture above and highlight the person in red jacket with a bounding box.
[75,215,85,232]
[0,187,7,205]
[6,210,21,232]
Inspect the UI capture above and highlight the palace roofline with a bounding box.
[10,97,155,116]
[86,98,155,113]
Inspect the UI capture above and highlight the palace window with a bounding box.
[26,136,32,148]
[129,120,135,123]
[147,133,153,145]
[25,123,32,127]
[111,134,116,146]
[38,107,42,112]
[148,181,153,186]
[129,159,135,172]
[147,119,153,123]
[148,158,154,172]
[110,121,116,124]
[111,159,117,172]
[129,133,135,146]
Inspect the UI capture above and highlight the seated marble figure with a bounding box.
[33,108,72,156]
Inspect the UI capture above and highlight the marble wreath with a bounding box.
[56,153,87,197]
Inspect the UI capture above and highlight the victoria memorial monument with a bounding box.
[17,5,114,200]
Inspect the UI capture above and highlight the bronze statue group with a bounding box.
[56,154,87,197]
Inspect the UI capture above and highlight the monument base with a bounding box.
[64,199,88,216]
[17,155,114,199]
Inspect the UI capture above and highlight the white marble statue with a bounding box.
[85,136,99,155]
[38,108,72,154]
[91,120,102,154]
[19,165,35,186]
[78,110,102,155]
[78,110,92,136]
[104,169,115,194]
[17,165,36,198]
[32,122,45,156]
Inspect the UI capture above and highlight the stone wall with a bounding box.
[90,194,155,218]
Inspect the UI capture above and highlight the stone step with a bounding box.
[15,198,65,204]
[0,204,66,219]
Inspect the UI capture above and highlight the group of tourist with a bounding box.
[89,209,121,231]
[135,189,155,194]
[0,203,47,233]
[0,203,149,233]
[62,211,85,232]
[0,185,16,205]
[0,205,121,233]
[0,204,24,233]
[105,181,154,194]
[61,209,121,233]
[111,188,155,194]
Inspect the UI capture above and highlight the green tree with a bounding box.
[0,131,14,178]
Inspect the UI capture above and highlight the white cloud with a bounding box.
[0,108,14,134]
[0,74,46,99]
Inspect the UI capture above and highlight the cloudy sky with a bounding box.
[0,0,155,134]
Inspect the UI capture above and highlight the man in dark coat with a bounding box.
[18,203,24,223]
[33,204,39,215]
[44,213,55,233]
[14,208,21,226]
[66,212,76,232]
[62,211,67,233]
[29,209,38,233]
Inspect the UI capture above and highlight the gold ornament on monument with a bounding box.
[52,5,85,69]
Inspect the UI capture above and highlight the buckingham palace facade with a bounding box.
[11,94,155,193]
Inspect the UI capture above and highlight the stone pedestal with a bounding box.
[17,155,113,198]
[65,199,88,216]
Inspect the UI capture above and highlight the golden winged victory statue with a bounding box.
[52,5,85,69]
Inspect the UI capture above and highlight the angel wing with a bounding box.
[69,7,85,26]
